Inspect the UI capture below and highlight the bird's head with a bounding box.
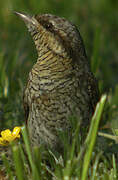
[14,12,86,60]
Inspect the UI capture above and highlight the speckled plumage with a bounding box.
[15,12,99,150]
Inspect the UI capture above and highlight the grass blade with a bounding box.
[21,126,40,180]
[81,94,107,180]
[12,144,27,180]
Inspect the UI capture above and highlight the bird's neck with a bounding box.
[34,45,73,76]
[30,46,76,93]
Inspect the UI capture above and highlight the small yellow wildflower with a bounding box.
[0,127,21,146]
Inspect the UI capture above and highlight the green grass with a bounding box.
[0,0,118,179]
[1,95,118,179]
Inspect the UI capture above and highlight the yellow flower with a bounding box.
[0,127,21,146]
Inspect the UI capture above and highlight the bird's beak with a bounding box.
[14,11,37,26]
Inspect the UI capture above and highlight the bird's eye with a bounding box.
[44,23,52,30]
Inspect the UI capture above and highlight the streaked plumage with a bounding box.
[15,12,99,151]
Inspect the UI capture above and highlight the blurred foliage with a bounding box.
[0,0,117,150]
[1,96,109,180]
[0,0,118,179]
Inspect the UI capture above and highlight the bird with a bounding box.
[15,12,99,151]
